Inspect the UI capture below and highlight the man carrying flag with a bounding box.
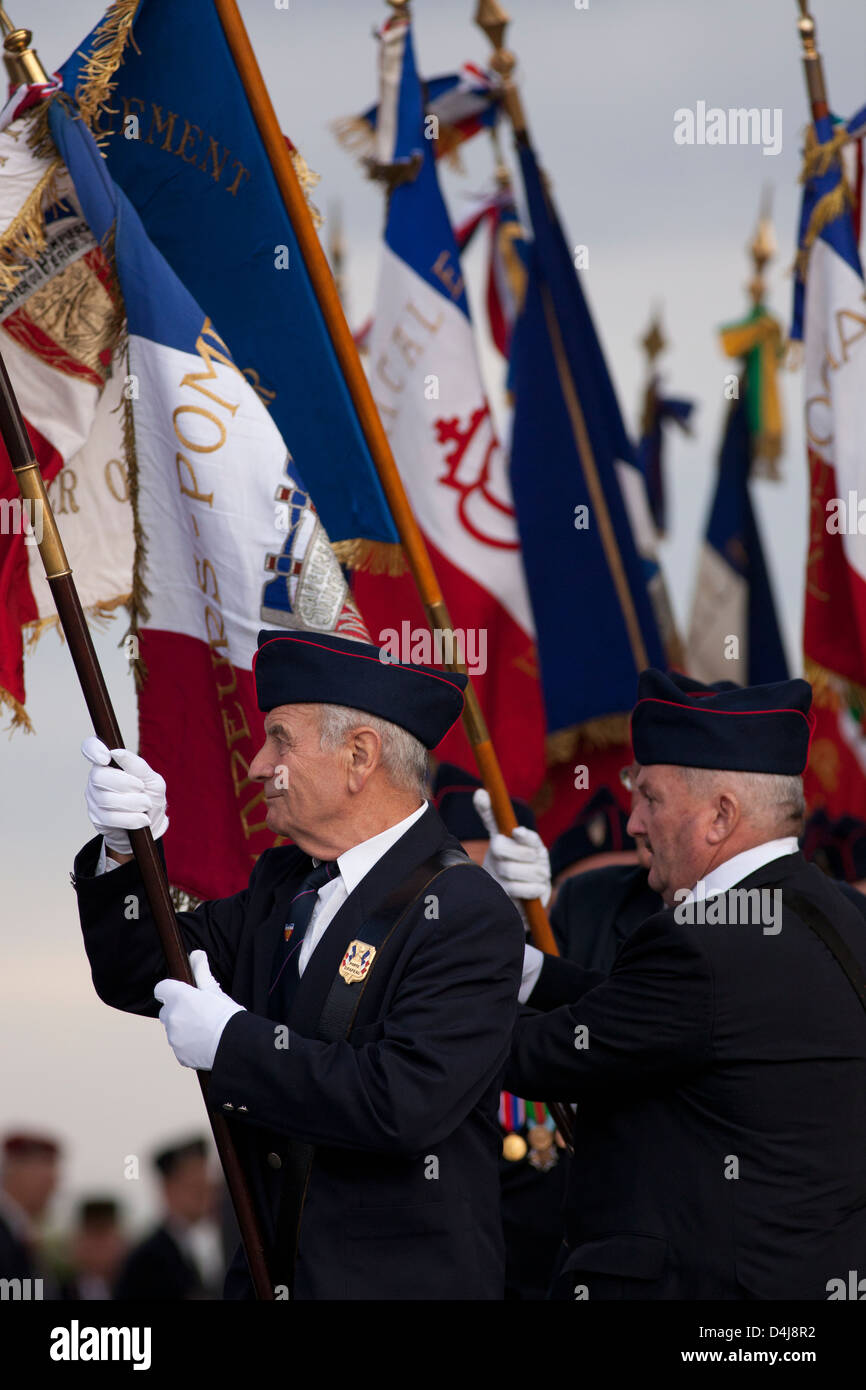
[73,630,524,1300]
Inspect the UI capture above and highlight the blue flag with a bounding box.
[687,393,789,685]
[509,143,666,734]
[60,0,400,565]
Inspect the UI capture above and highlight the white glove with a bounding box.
[154,951,245,1071]
[82,737,168,855]
[473,788,552,908]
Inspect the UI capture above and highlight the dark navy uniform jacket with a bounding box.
[508,851,866,1300]
[72,805,524,1300]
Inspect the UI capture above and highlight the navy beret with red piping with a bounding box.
[631,668,815,775]
[253,630,467,751]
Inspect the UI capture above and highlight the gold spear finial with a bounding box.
[748,185,776,306]
[641,309,667,365]
[475,0,527,140]
[0,6,49,86]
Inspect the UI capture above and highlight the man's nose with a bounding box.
[248,743,272,781]
[626,805,645,838]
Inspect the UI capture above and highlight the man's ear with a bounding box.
[345,727,383,793]
[706,790,741,846]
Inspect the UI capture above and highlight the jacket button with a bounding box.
[222,1102,234,1111]
[267,1152,282,1170]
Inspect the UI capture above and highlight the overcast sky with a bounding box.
[3,0,865,1234]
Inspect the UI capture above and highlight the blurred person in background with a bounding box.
[59,1197,126,1300]
[0,1131,62,1292]
[114,1137,223,1300]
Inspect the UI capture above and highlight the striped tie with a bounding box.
[267,860,337,1020]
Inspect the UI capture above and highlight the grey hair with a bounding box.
[318,704,428,797]
[678,766,805,837]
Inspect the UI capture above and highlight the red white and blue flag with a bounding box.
[335,60,501,167]
[0,87,368,899]
[792,102,866,817]
[352,13,546,799]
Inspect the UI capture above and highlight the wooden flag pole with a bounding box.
[0,348,275,1300]
[795,0,830,125]
[212,0,559,956]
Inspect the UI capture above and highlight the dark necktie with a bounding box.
[267,860,337,1021]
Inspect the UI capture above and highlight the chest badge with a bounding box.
[339,940,376,984]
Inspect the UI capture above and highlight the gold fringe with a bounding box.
[363,153,423,191]
[25,94,62,162]
[170,884,202,913]
[804,656,866,720]
[289,148,322,229]
[119,346,150,688]
[22,594,132,648]
[0,685,34,735]
[331,537,407,576]
[545,713,631,764]
[72,0,141,133]
[0,155,65,295]
[331,115,376,161]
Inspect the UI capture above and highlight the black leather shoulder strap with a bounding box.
[315,844,470,1044]
[780,888,866,1016]
[273,843,471,1294]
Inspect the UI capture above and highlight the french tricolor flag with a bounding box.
[352,11,546,798]
[797,107,866,692]
[48,100,367,900]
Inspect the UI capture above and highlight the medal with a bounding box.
[502,1132,528,1161]
[526,1104,559,1172]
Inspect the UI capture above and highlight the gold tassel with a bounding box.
[331,537,407,576]
[800,123,850,183]
[797,181,852,282]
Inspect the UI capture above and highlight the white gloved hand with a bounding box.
[82,737,168,855]
[473,788,552,908]
[154,950,246,1071]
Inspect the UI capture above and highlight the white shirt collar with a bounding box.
[319,801,428,898]
[691,837,800,901]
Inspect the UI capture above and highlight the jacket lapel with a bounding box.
[287,805,447,1036]
[250,854,313,1014]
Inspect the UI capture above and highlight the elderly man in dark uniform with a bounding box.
[72,630,524,1301]
[510,669,866,1300]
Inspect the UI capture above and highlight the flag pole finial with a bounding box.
[0,7,49,85]
[641,311,667,365]
[795,0,829,117]
[475,0,527,140]
[748,186,776,306]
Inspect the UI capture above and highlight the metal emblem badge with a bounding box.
[339,940,376,984]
